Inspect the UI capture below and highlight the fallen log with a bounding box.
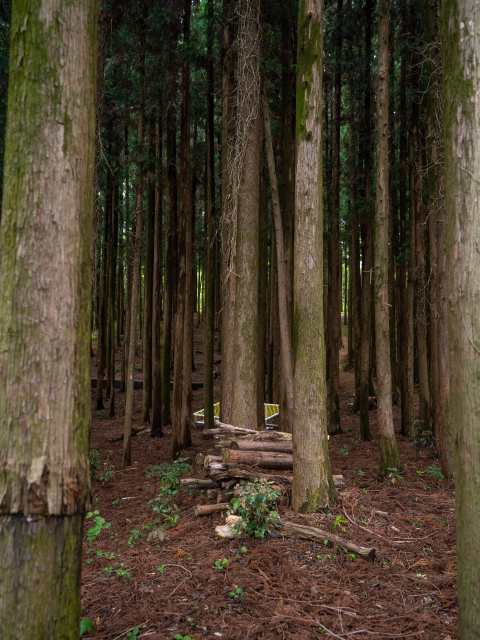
[229,440,293,453]
[110,426,151,442]
[203,455,223,467]
[194,503,230,517]
[273,520,377,561]
[207,463,293,485]
[203,424,292,441]
[223,449,294,470]
[179,478,216,490]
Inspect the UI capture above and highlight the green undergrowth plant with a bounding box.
[99,459,115,484]
[228,478,280,539]
[147,458,192,529]
[86,511,111,541]
[89,450,100,478]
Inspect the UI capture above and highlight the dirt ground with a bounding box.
[83,326,457,639]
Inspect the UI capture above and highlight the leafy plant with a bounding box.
[156,565,166,574]
[127,627,139,638]
[112,498,120,506]
[173,635,193,640]
[228,587,244,599]
[147,458,192,529]
[128,529,141,548]
[80,619,93,637]
[86,511,111,541]
[332,515,348,533]
[386,467,403,484]
[214,558,228,571]
[99,460,115,485]
[427,465,444,481]
[89,450,100,478]
[339,445,348,456]
[357,469,365,476]
[228,479,280,539]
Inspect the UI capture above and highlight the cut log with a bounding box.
[206,489,217,500]
[229,440,293,453]
[216,490,228,503]
[203,455,223,467]
[194,503,230,517]
[273,520,377,561]
[203,423,292,441]
[207,463,293,485]
[180,478,216,490]
[223,449,294,470]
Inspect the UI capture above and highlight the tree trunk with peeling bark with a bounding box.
[292,0,335,513]
[0,0,99,634]
[442,0,480,632]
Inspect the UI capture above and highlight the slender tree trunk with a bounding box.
[292,0,335,512]
[375,0,401,473]
[152,112,164,438]
[203,0,216,430]
[442,0,480,631]
[359,0,373,441]
[257,138,268,429]
[142,181,154,423]
[96,178,110,410]
[121,124,130,393]
[329,0,343,435]
[0,0,98,634]
[405,134,416,438]
[123,23,146,467]
[109,181,119,418]
[263,83,295,433]
[173,0,192,455]
[231,0,261,430]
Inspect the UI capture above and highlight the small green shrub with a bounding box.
[89,450,100,478]
[80,619,93,637]
[213,558,228,571]
[229,479,280,539]
[85,511,111,541]
[99,460,115,484]
[228,587,244,599]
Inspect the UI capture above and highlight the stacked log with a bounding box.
[222,448,293,470]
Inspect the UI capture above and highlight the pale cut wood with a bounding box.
[203,455,223,468]
[273,520,377,561]
[194,503,230,517]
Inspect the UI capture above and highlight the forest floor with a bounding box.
[83,326,457,640]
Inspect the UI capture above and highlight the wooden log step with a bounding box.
[229,440,293,453]
[273,520,377,561]
[223,449,293,470]
[194,503,230,517]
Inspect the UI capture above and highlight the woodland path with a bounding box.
[83,332,457,639]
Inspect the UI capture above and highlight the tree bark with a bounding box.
[121,123,130,394]
[359,0,373,442]
[257,138,268,428]
[173,0,192,456]
[329,0,343,435]
[123,22,146,467]
[152,111,164,438]
[262,83,295,433]
[231,0,261,430]
[194,503,230,517]
[108,180,119,418]
[229,440,293,453]
[292,0,335,513]
[219,0,236,424]
[142,180,154,424]
[0,0,98,634]
[374,0,401,473]
[203,0,216,430]
[223,449,294,469]
[96,174,110,410]
[442,0,480,630]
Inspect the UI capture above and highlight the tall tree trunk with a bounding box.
[263,83,295,433]
[152,111,164,438]
[121,123,130,393]
[173,0,192,455]
[96,175,111,410]
[142,181,154,423]
[292,0,335,512]
[329,0,343,435]
[257,138,268,429]
[375,0,401,472]
[442,0,480,630]
[0,0,98,634]
[123,21,146,467]
[219,0,235,423]
[231,0,261,430]
[359,0,373,441]
[109,180,119,418]
[405,133,416,438]
[203,0,216,430]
